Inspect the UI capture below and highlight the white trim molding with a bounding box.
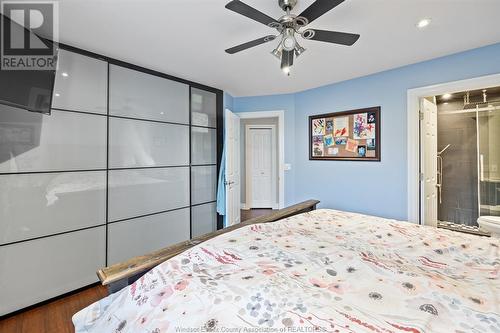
[236,110,285,209]
[407,73,500,224]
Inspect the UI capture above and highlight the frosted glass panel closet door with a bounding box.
[109,65,189,124]
[0,105,106,173]
[109,118,189,168]
[0,226,105,316]
[108,167,190,222]
[192,202,216,237]
[52,49,108,114]
[190,88,218,236]
[191,165,217,205]
[191,88,217,128]
[191,127,217,165]
[108,208,190,264]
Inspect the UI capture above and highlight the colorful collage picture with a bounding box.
[353,113,375,139]
[310,107,380,161]
[312,135,324,156]
[312,118,325,136]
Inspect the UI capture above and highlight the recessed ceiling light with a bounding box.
[442,93,452,99]
[55,93,60,97]
[417,18,431,29]
[61,72,69,77]
[443,102,449,105]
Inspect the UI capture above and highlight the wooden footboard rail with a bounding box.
[97,200,320,293]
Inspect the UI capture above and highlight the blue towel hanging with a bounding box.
[216,140,226,223]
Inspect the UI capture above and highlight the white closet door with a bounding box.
[247,127,274,208]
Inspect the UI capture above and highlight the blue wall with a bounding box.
[232,42,500,220]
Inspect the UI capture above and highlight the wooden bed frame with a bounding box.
[97,200,320,293]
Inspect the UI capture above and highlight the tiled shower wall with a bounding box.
[437,111,479,226]
[0,48,219,315]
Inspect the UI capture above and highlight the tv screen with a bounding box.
[0,14,57,114]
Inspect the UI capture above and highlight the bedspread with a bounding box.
[73,209,500,333]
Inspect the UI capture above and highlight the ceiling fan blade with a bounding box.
[225,0,279,27]
[305,29,360,46]
[299,0,345,25]
[225,35,276,54]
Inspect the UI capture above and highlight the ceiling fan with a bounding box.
[224,0,360,75]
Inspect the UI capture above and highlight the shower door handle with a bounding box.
[437,155,443,204]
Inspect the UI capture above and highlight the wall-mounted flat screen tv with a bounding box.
[0,14,57,114]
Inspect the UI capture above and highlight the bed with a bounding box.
[73,207,500,333]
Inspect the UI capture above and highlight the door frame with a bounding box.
[407,73,500,224]
[236,111,285,209]
[246,124,277,209]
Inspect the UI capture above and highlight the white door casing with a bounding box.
[421,98,438,227]
[225,109,241,226]
[236,111,285,209]
[246,125,277,209]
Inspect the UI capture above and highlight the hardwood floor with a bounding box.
[241,208,276,222]
[0,284,107,333]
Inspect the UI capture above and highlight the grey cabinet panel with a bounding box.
[0,227,105,316]
[0,171,105,245]
[191,127,217,165]
[52,49,107,114]
[191,88,217,128]
[192,203,216,237]
[0,106,106,173]
[108,167,190,222]
[109,65,189,124]
[108,208,190,265]
[191,165,217,205]
[109,117,189,168]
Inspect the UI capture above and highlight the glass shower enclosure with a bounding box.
[478,105,500,219]
[436,89,500,228]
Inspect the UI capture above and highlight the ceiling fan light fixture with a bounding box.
[282,28,296,51]
[281,49,294,76]
[271,43,283,59]
[224,0,360,74]
[294,42,306,57]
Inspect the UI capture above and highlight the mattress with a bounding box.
[73,209,500,332]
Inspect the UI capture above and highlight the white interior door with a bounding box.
[247,126,275,208]
[225,109,241,226]
[421,98,438,227]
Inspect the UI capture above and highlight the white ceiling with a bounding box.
[52,0,500,96]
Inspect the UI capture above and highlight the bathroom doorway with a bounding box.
[420,86,500,233]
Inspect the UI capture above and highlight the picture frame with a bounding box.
[309,106,381,161]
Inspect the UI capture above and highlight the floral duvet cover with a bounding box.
[73,209,499,333]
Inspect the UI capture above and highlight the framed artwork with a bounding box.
[309,106,381,161]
